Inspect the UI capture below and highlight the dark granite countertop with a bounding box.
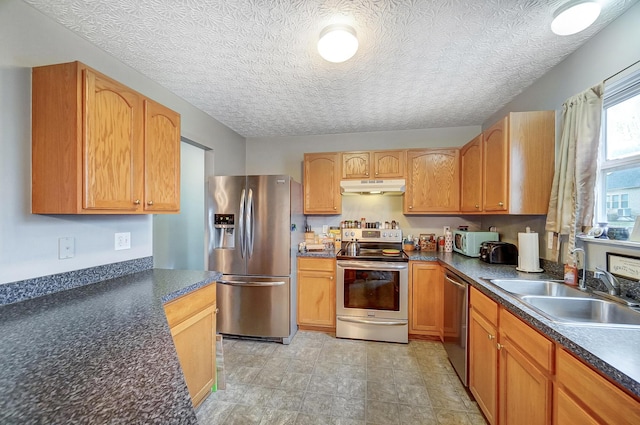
[297,249,337,258]
[0,268,220,424]
[410,252,640,398]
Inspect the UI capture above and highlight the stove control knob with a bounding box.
[350,231,355,237]
[383,232,388,237]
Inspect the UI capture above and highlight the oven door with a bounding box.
[336,260,408,320]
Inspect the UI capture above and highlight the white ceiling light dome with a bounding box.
[551,0,601,36]
[317,24,359,63]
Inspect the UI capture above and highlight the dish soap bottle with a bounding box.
[564,261,578,286]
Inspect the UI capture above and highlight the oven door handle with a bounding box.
[337,261,408,270]
[444,274,467,290]
[337,316,407,326]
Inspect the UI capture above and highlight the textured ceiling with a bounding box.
[23,0,638,138]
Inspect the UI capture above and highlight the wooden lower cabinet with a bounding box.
[163,283,217,408]
[469,287,553,425]
[555,348,640,425]
[297,257,336,330]
[409,262,443,339]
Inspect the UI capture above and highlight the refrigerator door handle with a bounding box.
[218,280,286,287]
[239,188,246,258]
[246,188,254,258]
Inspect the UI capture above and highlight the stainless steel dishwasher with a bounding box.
[442,270,469,386]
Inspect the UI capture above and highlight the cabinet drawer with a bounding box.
[298,257,335,273]
[164,283,216,328]
[470,287,498,325]
[557,348,640,425]
[500,309,554,373]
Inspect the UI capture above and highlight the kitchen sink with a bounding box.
[488,279,590,298]
[520,295,640,328]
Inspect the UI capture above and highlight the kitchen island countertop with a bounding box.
[0,268,221,424]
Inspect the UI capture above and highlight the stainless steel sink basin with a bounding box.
[488,279,590,297]
[520,295,640,328]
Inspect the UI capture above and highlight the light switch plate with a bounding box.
[115,232,131,250]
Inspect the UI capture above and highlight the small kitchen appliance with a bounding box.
[452,230,499,257]
[336,228,409,343]
[479,241,518,265]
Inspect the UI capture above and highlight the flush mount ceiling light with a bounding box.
[317,24,358,63]
[551,0,601,36]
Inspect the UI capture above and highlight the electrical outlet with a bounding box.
[58,237,75,259]
[115,232,131,250]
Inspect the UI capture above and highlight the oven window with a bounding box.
[343,268,400,311]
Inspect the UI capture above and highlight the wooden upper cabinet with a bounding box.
[303,152,341,214]
[460,134,483,213]
[342,151,370,179]
[482,111,555,214]
[342,150,405,179]
[144,99,180,212]
[32,61,181,214]
[483,117,509,212]
[373,150,405,178]
[405,148,460,213]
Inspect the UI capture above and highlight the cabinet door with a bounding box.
[555,387,600,425]
[144,99,180,212]
[83,68,143,211]
[460,134,483,213]
[405,149,460,213]
[499,336,552,425]
[170,303,216,408]
[342,151,370,179]
[304,153,341,214]
[297,270,336,327]
[409,263,442,336]
[482,117,508,212]
[469,308,498,424]
[373,150,405,178]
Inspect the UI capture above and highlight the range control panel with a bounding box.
[341,229,403,243]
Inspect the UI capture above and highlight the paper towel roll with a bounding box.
[517,232,543,272]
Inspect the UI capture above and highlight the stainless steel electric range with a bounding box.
[336,229,409,343]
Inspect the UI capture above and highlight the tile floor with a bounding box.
[196,331,487,425]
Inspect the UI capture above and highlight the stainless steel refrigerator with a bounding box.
[206,175,303,344]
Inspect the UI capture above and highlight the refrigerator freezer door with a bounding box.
[207,176,247,275]
[246,175,292,277]
[217,275,291,338]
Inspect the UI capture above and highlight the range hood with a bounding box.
[340,179,406,195]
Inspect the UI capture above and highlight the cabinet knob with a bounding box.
[375,172,378,176]
[488,334,495,340]
[496,343,504,350]
[147,201,154,206]
[134,199,141,205]
[366,172,369,176]
[330,276,333,280]
[498,202,504,207]
[333,206,337,210]
[409,206,413,209]
[475,204,479,209]
[214,308,219,314]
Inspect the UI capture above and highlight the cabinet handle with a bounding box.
[498,202,504,207]
[496,343,504,350]
[147,201,154,206]
[488,334,495,340]
[134,199,141,205]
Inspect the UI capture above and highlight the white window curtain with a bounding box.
[545,83,604,261]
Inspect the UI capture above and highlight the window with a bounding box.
[598,67,640,230]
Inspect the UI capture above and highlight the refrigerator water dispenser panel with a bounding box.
[214,214,235,249]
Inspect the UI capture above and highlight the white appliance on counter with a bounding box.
[206,175,303,344]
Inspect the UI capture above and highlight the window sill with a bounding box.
[577,235,640,249]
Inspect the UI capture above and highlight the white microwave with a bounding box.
[452,230,499,257]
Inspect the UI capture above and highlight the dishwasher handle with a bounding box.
[444,273,468,290]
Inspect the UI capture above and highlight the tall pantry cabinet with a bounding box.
[32,61,180,214]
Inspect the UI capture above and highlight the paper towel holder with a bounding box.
[517,229,543,273]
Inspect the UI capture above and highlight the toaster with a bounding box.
[479,241,518,265]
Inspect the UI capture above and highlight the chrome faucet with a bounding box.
[594,267,621,296]
[570,248,587,291]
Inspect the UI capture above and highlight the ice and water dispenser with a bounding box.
[214,214,235,249]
